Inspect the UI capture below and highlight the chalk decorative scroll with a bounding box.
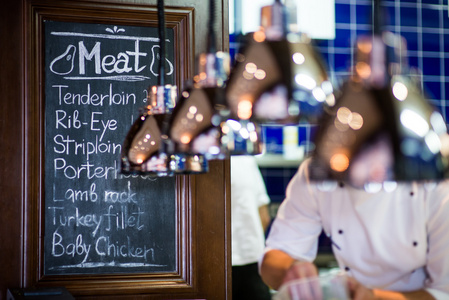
[44,20,177,275]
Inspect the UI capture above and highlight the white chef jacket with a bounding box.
[263,158,449,299]
[231,155,271,266]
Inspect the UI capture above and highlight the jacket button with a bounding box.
[338,230,343,234]
[413,241,418,247]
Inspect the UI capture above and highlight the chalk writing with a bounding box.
[53,84,139,106]
[44,20,176,275]
[48,31,174,81]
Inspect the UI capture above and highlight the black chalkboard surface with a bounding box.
[44,20,176,275]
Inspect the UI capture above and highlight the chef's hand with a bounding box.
[282,261,322,299]
[283,261,319,284]
[347,277,436,300]
[347,276,375,300]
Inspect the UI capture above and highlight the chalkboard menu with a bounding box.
[44,20,177,275]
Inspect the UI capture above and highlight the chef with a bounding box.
[259,158,449,299]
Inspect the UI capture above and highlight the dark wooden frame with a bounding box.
[19,1,231,298]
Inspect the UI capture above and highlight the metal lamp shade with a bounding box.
[225,33,334,125]
[390,74,449,180]
[121,108,174,176]
[121,85,177,177]
[167,87,216,174]
[309,35,449,187]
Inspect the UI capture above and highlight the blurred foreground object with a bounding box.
[226,0,335,125]
[309,25,449,188]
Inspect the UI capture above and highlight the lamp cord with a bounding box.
[157,0,166,86]
[372,0,383,36]
[207,0,216,53]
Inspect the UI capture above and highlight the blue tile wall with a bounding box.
[262,126,284,154]
[260,168,298,203]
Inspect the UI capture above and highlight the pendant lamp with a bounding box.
[120,0,177,176]
[308,0,449,188]
[166,0,262,175]
[225,0,335,125]
[168,86,225,173]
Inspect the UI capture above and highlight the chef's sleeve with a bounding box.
[424,180,449,299]
[263,159,323,263]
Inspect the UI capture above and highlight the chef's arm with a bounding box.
[261,249,436,300]
[372,289,435,300]
[259,204,271,232]
[348,278,435,300]
[260,249,295,289]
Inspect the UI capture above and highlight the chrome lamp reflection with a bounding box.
[168,86,227,173]
[309,31,449,190]
[120,0,177,176]
[225,0,335,125]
